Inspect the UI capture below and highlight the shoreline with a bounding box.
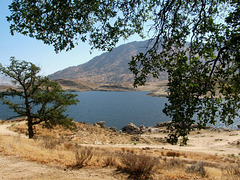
[1,117,239,132]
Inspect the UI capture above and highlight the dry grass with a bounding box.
[117,153,159,179]
[103,155,118,167]
[186,162,206,177]
[165,150,180,158]
[72,145,93,168]
[0,121,239,179]
[10,121,136,145]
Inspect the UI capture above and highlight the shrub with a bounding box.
[42,136,62,149]
[117,153,158,179]
[64,142,73,150]
[104,156,117,167]
[225,165,240,177]
[186,162,206,177]
[166,151,180,158]
[74,146,93,168]
[161,158,185,169]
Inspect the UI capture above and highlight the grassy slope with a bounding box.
[0,119,239,179]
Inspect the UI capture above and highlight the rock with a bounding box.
[203,126,212,130]
[121,123,141,134]
[191,124,199,129]
[139,125,146,130]
[237,125,240,129]
[148,127,165,133]
[94,121,106,128]
[155,121,171,128]
[139,125,148,133]
[131,136,140,141]
[153,137,166,143]
[109,127,117,132]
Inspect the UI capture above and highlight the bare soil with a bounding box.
[0,154,122,180]
[0,120,239,179]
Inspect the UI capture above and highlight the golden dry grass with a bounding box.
[0,120,239,179]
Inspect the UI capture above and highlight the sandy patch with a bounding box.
[0,154,121,180]
[0,121,27,138]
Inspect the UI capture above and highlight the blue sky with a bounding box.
[0,1,143,78]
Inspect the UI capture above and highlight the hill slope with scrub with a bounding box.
[0,119,239,179]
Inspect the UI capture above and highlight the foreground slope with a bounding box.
[0,119,239,179]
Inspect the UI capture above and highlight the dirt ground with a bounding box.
[0,121,239,179]
[0,122,121,180]
[0,154,124,180]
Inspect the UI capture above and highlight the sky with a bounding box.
[0,1,143,80]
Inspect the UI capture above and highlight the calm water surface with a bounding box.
[0,91,239,130]
[69,91,170,129]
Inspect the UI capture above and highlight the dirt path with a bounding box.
[0,154,120,180]
[0,122,120,180]
[0,122,27,138]
[141,129,240,156]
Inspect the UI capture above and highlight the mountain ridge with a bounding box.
[48,40,168,84]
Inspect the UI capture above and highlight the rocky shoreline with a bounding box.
[92,120,240,135]
[1,118,240,134]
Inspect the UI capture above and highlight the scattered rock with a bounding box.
[155,121,171,128]
[131,136,140,141]
[109,127,117,132]
[229,140,240,147]
[139,125,145,129]
[211,128,230,132]
[148,128,165,133]
[93,121,106,128]
[121,123,141,134]
[153,137,166,143]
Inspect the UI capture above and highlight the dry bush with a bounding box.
[186,162,206,177]
[161,158,186,170]
[117,153,159,179]
[205,167,222,180]
[104,156,117,167]
[41,136,63,149]
[166,151,180,158]
[223,165,240,178]
[64,142,73,150]
[73,146,93,168]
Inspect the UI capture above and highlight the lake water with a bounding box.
[0,91,239,130]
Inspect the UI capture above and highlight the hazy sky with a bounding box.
[0,1,143,78]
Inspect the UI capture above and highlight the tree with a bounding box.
[7,0,240,144]
[0,57,79,138]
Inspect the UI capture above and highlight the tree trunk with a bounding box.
[27,117,34,138]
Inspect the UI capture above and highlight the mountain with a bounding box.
[0,75,12,85]
[48,40,167,84]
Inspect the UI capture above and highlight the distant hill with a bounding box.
[48,40,168,84]
[0,75,12,85]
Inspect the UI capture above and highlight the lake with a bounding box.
[0,91,239,130]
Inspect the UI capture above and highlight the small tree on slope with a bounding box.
[0,57,79,138]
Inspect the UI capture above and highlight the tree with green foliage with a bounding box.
[0,57,79,138]
[7,0,240,144]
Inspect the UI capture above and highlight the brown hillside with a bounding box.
[48,40,168,84]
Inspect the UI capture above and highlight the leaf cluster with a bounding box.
[8,0,150,52]
[129,0,240,144]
